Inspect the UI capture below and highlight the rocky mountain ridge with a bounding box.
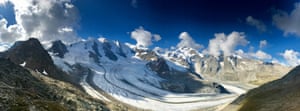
[223,65,300,111]
[0,38,293,111]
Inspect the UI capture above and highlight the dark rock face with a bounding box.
[0,58,109,111]
[48,40,68,58]
[160,81,185,93]
[0,58,56,110]
[3,38,75,84]
[147,58,229,94]
[147,58,170,77]
[103,42,118,61]
[88,51,100,63]
[113,41,128,58]
[0,58,48,91]
[92,42,102,57]
[5,38,54,73]
[116,43,127,58]
[136,49,158,61]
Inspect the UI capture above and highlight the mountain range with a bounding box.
[0,38,296,111]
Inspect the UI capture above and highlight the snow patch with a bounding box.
[42,70,48,75]
[20,62,26,67]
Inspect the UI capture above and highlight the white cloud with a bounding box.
[273,3,300,36]
[280,49,300,66]
[177,32,203,50]
[130,27,161,48]
[58,27,73,33]
[246,16,267,32]
[207,31,249,57]
[0,18,24,43]
[235,49,250,58]
[259,40,267,49]
[271,58,281,64]
[0,42,10,52]
[153,34,161,41]
[235,49,272,60]
[65,2,74,8]
[0,0,7,6]
[251,50,272,60]
[0,0,80,44]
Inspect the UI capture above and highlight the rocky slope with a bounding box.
[223,65,300,111]
[1,38,78,85]
[0,58,109,111]
[147,57,228,93]
[161,47,291,85]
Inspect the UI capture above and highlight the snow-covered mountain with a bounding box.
[0,38,291,111]
[47,38,248,111]
[158,47,291,85]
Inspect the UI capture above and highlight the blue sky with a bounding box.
[1,0,300,66]
[73,0,300,62]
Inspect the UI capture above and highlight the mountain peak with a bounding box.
[3,38,75,84]
[5,38,53,69]
[48,40,68,58]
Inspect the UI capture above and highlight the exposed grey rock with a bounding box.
[48,40,68,58]
[3,38,77,85]
[134,48,158,61]
[147,57,229,94]
[92,42,102,57]
[103,42,118,61]
[0,58,109,111]
[88,51,100,63]
[115,41,127,58]
[161,81,185,93]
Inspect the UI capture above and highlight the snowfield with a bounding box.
[91,60,245,111]
[51,39,247,111]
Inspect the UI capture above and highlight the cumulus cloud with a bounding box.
[153,34,161,41]
[251,50,272,60]
[280,49,300,66]
[235,49,272,60]
[246,16,267,32]
[130,27,161,48]
[177,32,203,50]
[0,0,80,44]
[0,18,24,43]
[0,42,10,52]
[273,3,300,36]
[235,49,250,58]
[259,40,267,49]
[207,31,249,57]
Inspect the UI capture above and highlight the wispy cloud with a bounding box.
[259,40,267,49]
[131,0,138,8]
[273,3,300,37]
[246,16,267,32]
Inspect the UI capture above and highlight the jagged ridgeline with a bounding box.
[0,38,293,111]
